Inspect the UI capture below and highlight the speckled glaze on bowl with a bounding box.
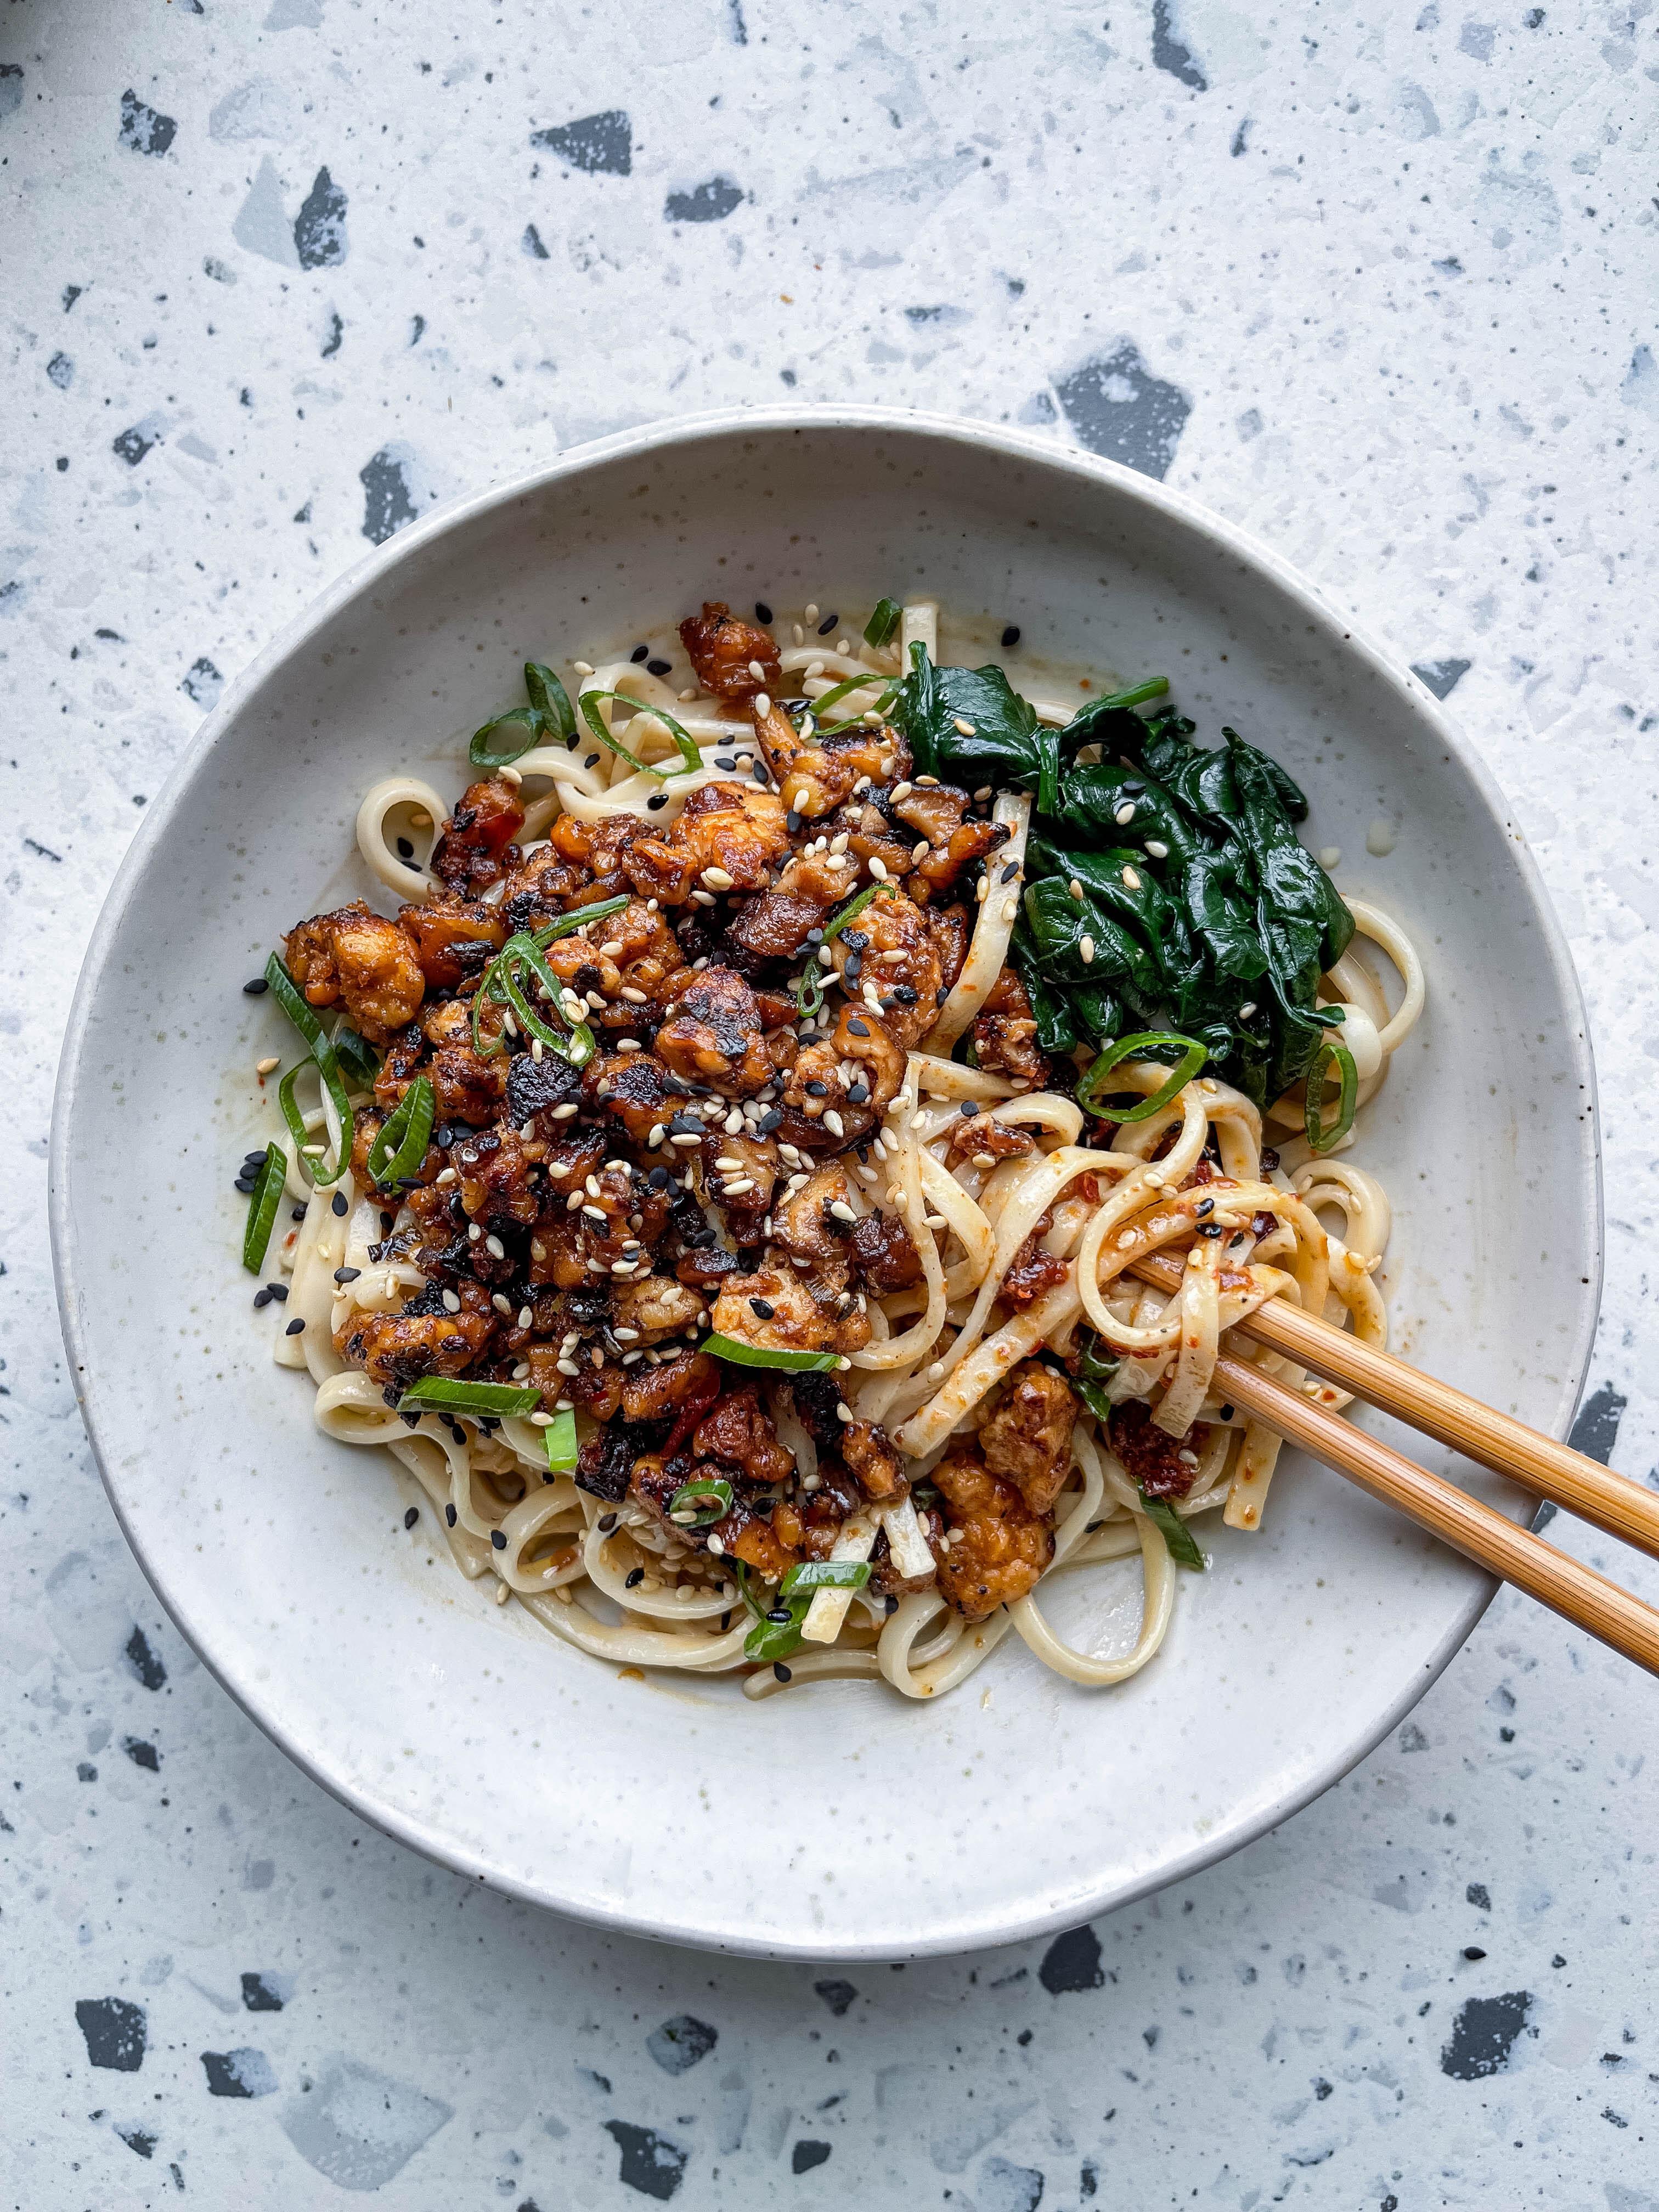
[50,408,1601,1961]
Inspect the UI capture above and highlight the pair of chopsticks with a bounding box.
[1130,1251,1659,1677]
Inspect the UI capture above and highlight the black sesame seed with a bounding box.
[625,1566,645,1589]
[598,1511,618,1532]
[749,1296,776,1319]
[843,953,863,980]
[331,1190,348,1217]
[847,1082,868,1104]
[490,1529,507,1550]
[242,977,269,995]
[720,1610,731,1631]
[646,657,672,677]
[1195,1198,1215,1218]
[333,1266,361,1284]
[757,1107,782,1132]
[752,759,770,786]
[445,1503,457,1526]
[935,986,950,1005]
[714,756,737,772]
[291,1203,307,1220]
[847,1017,870,1038]
[647,1165,670,1188]
[234,1176,257,1194]
[396,836,415,859]
[773,1661,793,1681]
[647,792,668,811]
[1219,1403,1235,1420]
[242,1149,268,1167]
[1000,860,1020,883]
[285,1317,306,1335]
[584,751,600,769]
[767,1606,792,1625]
[253,1287,273,1309]
[804,1079,828,1097]
[842,929,867,951]
[805,927,824,944]
[1001,624,1021,648]
[817,612,838,636]
[755,601,773,624]
[891,984,917,1005]
[404,1505,420,1530]
[630,643,650,663]
[960,1100,980,1116]
[267,1282,289,1302]
[787,810,804,834]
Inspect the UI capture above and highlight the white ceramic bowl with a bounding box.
[50,408,1600,1960]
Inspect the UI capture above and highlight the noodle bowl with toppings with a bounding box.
[239,594,1425,1702]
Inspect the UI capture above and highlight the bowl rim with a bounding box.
[48,403,1604,1959]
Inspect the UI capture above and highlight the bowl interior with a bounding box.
[53,414,1598,1957]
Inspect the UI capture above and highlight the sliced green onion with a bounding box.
[366,1074,435,1185]
[667,1476,733,1528]
[1305,1040,1358,1155]
[471,930,597,1066]
[544,1407,579,1476]
[1075,1328,1118,1384]
[792,882,888,1019]
[331,1026,381,1089]
[264,955,355,1184]
[396,1378,543,1418]
[864,597,902,649]
[532,893,630,946]
[470,704,548,770]
[241,1143,287,1273]
[1075,1376,1115,1424]
[702,1332,843,1373]
[806,672,894,723]
[743,1603,809,1663]
[469,662,579,769]
[1137,1487,1207,1571]
[781,1559,871,1596]
[1094,677,1171,713]
[523,659,575,741]
[579,689,702,777]
[1076,1030,1207,1124]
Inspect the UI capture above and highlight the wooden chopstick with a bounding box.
[1122,1254,1659,1678]
[1203,1346,1659,1678]
[1129,1250,1659,1561]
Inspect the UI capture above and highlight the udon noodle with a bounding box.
[249,598,1424,1701]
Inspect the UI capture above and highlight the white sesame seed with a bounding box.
[679,687,698,701]
[468,1222,482,1243]
[891,780,913,801]
[619,984,648,1003]
[747,658,766,682]
[714,1154,744,1171]
[753,691,771,718]
[486,1233,506,1259]
[442,1289,461,1313]
[953,716,977,736]
[557,1357,580,1377]
[805,603,819,623]
[1001,897,1018,923]
[518,1306,533,1328]
[255,1054,280,1075]
[1121,865,1141,889]
[669,1132,702,1147]
[530,1409,555,1427]
[723,1177,756,1196]
[868,855,889,881]
[829,1199,856,1223]
[823,1109,845,1138]
[1238,1001,1257,1020]
[1115,802,1136,825]
[493,1293,513,1315]
[1069,879,1084,901]
[573,660,594,676]
[690,888,716,906]
[975,876,989,902]
[617,1038,642,1053]
[551,1102,579,1120]
[912,840,930,865]
[1144,839,1169,859]
[1080,935,1096,964]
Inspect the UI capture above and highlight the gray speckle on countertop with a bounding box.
[3,0,1657,2202]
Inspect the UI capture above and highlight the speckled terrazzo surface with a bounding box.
[4,2,1658,2204]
